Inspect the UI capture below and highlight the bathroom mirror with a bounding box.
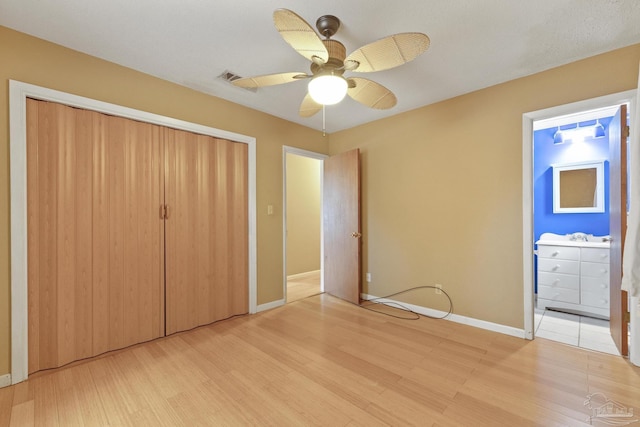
[552,160,605,213]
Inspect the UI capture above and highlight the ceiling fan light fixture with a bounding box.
[308,74,348,105]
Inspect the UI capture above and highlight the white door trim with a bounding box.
[522,89,636,341]
[282,146,328,303]
[9,80,258,384]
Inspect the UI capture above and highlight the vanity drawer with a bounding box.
[581,276,609,293]
[581,291,609,309]
[581,248,610,263]
[581,261,609,278]
[537,245,580,261]
[537,272,579,290]
[538,258,580,275]
[538,286,579,304]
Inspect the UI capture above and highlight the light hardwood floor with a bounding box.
[286,270,321,303]
[2,294,640,426]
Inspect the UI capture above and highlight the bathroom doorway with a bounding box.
[283,147,327,303]
[523,91,636,356]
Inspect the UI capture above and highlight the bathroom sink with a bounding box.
[535,232,611,248]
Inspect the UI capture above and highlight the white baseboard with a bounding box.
[286,270,320,281]
[0,374,11,388]
[256,298,285,313]
[361,293,526,339]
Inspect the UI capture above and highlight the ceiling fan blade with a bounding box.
[345,33,430,73]
[347,77,397,109]
[231,72,309,89]
[273,9,329,63]
[299,93,322,117]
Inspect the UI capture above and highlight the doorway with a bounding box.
[522,90,636,356]
[283,147,327,303]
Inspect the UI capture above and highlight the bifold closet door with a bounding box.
[164,128,249,334]
[26,99,164,373]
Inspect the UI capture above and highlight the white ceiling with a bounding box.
[2,0,640,133]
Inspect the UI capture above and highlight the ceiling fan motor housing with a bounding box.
[311,39,347,76]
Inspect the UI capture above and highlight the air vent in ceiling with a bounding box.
[219,70,257,92]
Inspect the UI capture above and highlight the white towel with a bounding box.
[622,62,640,297]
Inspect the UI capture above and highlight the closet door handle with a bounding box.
[160,204,170,219]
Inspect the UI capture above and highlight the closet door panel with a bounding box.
[26,98,40,372]
[107,115,165,349]
[27,100,164,373]
[107,115,127,351]
[71,108,95,361]
[92,111,111,356]
[212,139,230,321]
[227,142,249,314]
[165,129,204,333]
[197,135,214,325]
[210,139,249,320]
[27,99,57,372]
[56,103,77,367]
[165,129,196,333]
[165,129,248,334]
[27,100,93,370]
[132,119,165,345]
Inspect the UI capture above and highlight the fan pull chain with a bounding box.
[322,104,326,137]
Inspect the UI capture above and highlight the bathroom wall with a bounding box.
[533,117,613,243]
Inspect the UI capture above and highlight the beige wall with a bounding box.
[0,26,329,376]
[330,43,640,329]
[286,154,321,275]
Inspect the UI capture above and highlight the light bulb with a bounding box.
[308,75,348,105]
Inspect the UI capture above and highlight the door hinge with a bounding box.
[624,310,631,324]
[624,125,630,139]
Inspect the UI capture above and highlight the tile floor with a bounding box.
[534,307,620,355]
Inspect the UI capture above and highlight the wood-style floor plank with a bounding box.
[3,294,640,426]
[286,270,321,303]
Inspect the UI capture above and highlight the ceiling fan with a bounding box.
[232,9,430,118]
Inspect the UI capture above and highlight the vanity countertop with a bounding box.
[535,232,610,249]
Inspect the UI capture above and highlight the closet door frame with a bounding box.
[9,80,257,385]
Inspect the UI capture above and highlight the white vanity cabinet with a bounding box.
[536,233,610,318]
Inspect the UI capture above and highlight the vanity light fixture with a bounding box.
[553,120,606,144]
[553,126,564,144]
[594,119,606,138]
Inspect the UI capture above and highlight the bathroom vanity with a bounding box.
[536,232,611,318]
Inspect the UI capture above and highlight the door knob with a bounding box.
[351,232,362,238]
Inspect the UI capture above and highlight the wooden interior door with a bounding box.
[609,104,629,356]
[323,149,362,304]
[27,99,164,373]
[164,128,249,334]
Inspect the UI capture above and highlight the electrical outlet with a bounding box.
[435,284,442,295]
[366,272,371,283]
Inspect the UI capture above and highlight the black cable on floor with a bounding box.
[360,285,453,320]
